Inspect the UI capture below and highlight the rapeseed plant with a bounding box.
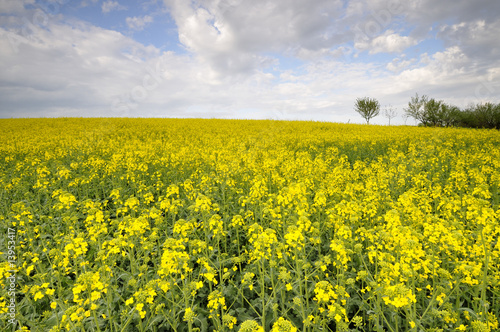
[0,118,499,331]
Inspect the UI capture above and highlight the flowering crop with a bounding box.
[0,118,499,332]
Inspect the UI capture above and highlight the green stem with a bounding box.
[119,308,136,332]
[184,279,193,332]
[295,250,307,332]
[260,259,266,329]
[480,228,490,322]
[93,310,102,332]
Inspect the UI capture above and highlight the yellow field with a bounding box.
[0,118,499,331]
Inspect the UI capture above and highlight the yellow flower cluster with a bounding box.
[270,317,298,332]
[158,238,191,277]
[239,320,264,332]
[381,283,417,308]
[247,223,278,262]
[207,290,227,318]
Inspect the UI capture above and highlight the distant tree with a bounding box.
[402,112,410,125]
[383,105,397,125]
[421,98,443,126]
[354,97,380,124]
[474,102,499,128]
[440,103,461,127]
[404,93,428,125]
[403,96,500,129]
[458,105,479,128]
[494,103,500,129]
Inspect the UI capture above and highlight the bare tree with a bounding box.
[384,105,397,125]
[402,113,410,125]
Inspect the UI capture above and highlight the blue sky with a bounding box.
[1,0,499,124]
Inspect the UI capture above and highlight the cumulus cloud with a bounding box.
[438,19,500,64]
[391,46,500,108]
[101,1,127,13]
[163,0,349,76]
[126,15,153,31]
[386,56,415,73]
[355,30,417,54]
[0,17,165,117]
[405,0,500,26]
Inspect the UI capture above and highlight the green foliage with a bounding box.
[439,104,461,127]
[354,97,380,124]
[405,93,500,129]
[404,93,428,124]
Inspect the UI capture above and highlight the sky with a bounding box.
[0,0,499,124]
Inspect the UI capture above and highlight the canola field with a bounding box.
[0,118,499,332]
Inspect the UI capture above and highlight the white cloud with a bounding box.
[391,46,500,108]
[1,13,499,123]
[126,15,153,31]
[1,11,499,122]
[438,19,500,62]
[371,32,417,54]
[0,18,164,117]
[1,0,500,123]
[101,0,127,14]
[355,30,417,54]
[163,0,347,76]
[0,0,35,14]
[386,57,415,73]
[405,0,500,26]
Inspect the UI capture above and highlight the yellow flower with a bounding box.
[26,265,35,276]
[270,317,297,332]
[34,291,44,301]
[91,291,101,301]
[239,320,264,332]
[436,292,446,305]
[183,307,196,323]
[207,290,226,316]
[223,314,237,329]
[136,303,146,319]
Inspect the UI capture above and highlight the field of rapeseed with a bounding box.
[0,118,499,332]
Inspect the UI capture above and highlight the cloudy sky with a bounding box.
[1,0,499,123]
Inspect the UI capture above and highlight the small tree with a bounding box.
[421,98,443,126]
[440,103,461,127]
[402,113,410,125]
[474,102,498,128]
[383,105,397,125]
[404,93,428,125]
[354,97,380,124]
